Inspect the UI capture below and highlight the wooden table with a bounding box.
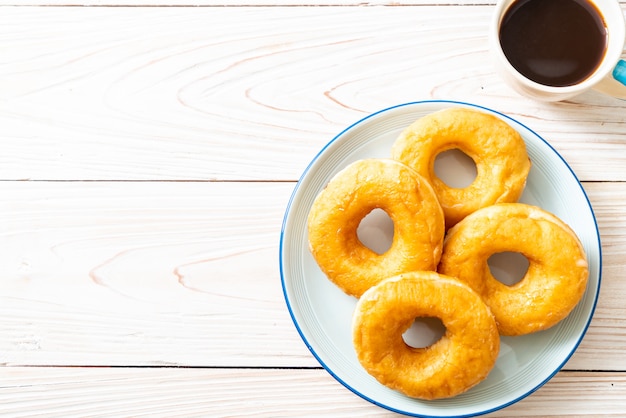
[1,1,625,417]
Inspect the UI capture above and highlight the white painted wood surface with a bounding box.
[1,368,626,417]
[1,1,626,416]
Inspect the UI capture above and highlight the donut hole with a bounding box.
[434,149,477,188]
[488,251,529,286]
[402,317,446,349]
[357,208,394,255]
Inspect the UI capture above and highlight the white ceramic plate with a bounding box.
[279,100,601,417]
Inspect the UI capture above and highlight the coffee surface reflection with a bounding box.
[499,0,608,87]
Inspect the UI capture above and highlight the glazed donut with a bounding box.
[391,107,531,229]
[307,158,445,298]
[438,203,589,336]
[352,271,500,400]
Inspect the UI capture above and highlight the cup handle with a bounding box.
[594,59,626,100]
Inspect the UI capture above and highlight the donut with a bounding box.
[307,158,445,298]
[438,203,589,336]
[391,107,531,229]
[352,271,500,400]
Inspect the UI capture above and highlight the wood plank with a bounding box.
[568,182,626,371]
[0,181,314,367]
[0,180,625,369]
[1,0,623,6]
[0,1,502,6]
[3,1,623,6]
[1,6,625,182]
[0,367,625,417]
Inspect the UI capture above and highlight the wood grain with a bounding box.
[2,2,626,416]
[1,6,625,182]
[0,181,624,370]
[0,181,314,367]
[1,367,625,417]
[0,1,512,6]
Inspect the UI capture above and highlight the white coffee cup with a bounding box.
[490,0,626,101]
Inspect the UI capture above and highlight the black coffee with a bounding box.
[499,0,607,87]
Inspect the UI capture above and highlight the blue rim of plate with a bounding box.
[279,99,602,417]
